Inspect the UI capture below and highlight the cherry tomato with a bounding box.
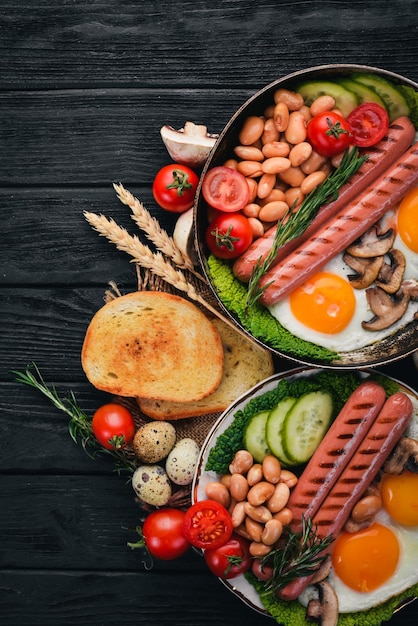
[152,164,199,213]
[205,212,253,259]
[202,166,250,212]
[182,500,233,550]
[307,111,352,157]
[204,534,252,579]
[346,102,389,148]
[91,403,135,450]
[142,509,191,560]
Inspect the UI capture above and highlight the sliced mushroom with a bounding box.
[382,437,418,474]
[309,556,333,584]
[160,121,218,168]
[345,225,396,258]
[402,278,418,300]
[375,248,406,293]
[305,581,339,626]
[343,251,384,289]
[361,287,410,331]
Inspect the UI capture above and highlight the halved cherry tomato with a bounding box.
[204,533,252,579]
[307,111,352,157]
[182,500,233,550]
[153,164,199,213]
[346,102,389,147]
[91,403,135,450]
[202,166,250,212]
[205,212,253,260]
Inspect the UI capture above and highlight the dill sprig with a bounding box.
[12,363,137,475]
[260,517,334,595]
[245,146,367,311]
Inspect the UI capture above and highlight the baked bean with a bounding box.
[244,502,272,524]
[257,173,276,199]
[262,454,282,484]
[245,517,264,542]
[301,149,329,174]
[351,494,382,523]
[309,94,336,117]
[220,474,231,489]
[273,507,293,526]
[236,160,263,178]
[273,88,304,111]
[263,104,275,119]
[249,541,272,557]
[246,177,258,203]
[234,523,252,540]
[279,469,298,489]
[289,142,312,167]
[261,156,291,175]
[227,496,237,516]
[261,188,286,204]
[229,449,254,475]
[262,141,290,158]
[278,165,306,187]
[242,202,261,218]
[299,104,312,122]
[223,158,239,170]
[267,482,290,513]
[273,101,290,132]
[230,473,249,502]
[284,186,304,208]
[231,501,247,528]
[300,170,327,195]
[284,111,307,144]
[247,481,276,507]
[238,115,265,145]
[261,518,283,546]
[261,117,280,144]
[205,481,231,508]
[258,200,289,222]
[248,217,264,239]
[234,145,264,161]
[247,463,264,486]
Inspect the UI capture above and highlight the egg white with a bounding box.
[268,206,418,353]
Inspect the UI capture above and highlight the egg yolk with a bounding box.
[289,272,356,334]
[332,523,400,592]
[397,187,418,252]
[381,470,418,526]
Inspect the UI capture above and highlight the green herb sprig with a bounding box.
[12,362,137,475]
[245,147,367,311]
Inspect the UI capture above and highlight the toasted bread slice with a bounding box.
[137,317,274,419]
[81,291,224,402]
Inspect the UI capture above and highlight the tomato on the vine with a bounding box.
[347,102,389,148]
[182,500,233,550]
[153,164,199,213]
[307,111,352,157]
[91,403,135,450]
[204,533,252,579]
[205,212,253,260]
[202,166,250,212]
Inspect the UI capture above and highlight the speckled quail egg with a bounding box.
[165,438,200,486]
[133,421,176,463]
[132,465,172,506]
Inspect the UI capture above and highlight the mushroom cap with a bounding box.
[362,287,410,331]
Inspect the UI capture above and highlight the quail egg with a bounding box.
[132,465,172,506]
[133,421,176,463]
[165,438,200,486]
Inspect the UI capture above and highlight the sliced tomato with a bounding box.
[347,102,389,148]
[202,166,250,212]
[204,534,252,579]
[182,500,233,550]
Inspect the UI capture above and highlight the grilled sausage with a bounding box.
[232,117,415,283]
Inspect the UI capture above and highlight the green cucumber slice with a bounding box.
[350,73,410,121]
[281,391,333,465]
[336,78,387,110]
[296,81,359,117]
[265,397,297,466]
[243,410,271,463]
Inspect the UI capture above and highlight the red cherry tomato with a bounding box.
[205,212,253,260]
[307,111,352,157]
[91,403,135,450]
[152,164,199,213]
[203,533,252,579]
[182,500,233,550]
[202,166,250,212]
[142,509,191,560]
[346,102,389,147]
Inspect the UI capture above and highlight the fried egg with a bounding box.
[268,196,418,353]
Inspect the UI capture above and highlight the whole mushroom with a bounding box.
[160,121,218,169]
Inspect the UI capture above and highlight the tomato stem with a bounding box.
[325,116,350,139]
[166,169,193,195]
[211,225,240,251]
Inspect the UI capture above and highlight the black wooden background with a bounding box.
[1,1,417,624]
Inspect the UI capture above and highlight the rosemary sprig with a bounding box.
[12,363,137,475]
[260,517,334,594]
[245,146,367,311]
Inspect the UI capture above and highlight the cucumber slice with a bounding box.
[337,78,387,110]
[266,397,297,466]
[297,81,359,117]
[350,73,410,121]
[281,391,333,465]
[243,410,271,463]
